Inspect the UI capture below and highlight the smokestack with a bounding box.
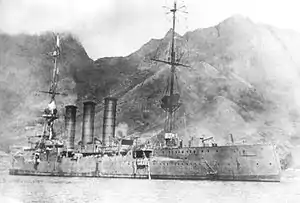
[81,101,96,146]
[65,105,77,151]
[102,97,118,146]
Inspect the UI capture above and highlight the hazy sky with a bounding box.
[0,0,299,59]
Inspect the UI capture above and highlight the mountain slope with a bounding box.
[79,16,300,166]
[0,16,299,169]
[115,15,300,145]
[0,32,94,151]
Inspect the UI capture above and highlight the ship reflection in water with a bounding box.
[0,172,300,203]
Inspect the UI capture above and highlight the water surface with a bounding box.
[0,171,299,203]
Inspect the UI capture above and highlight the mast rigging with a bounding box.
[39,33,64,142]
[151,1,189,135]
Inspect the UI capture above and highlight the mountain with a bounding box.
[84,15,300,168]
[0,32,94,151]
[0,15,299,168]
[88,16,300,145]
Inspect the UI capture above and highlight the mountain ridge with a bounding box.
[0,15,299,168]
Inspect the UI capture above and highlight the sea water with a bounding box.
[0,170,299,203]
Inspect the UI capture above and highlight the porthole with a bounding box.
[182,151,184,153]
[207,150,209,152]
[194,150,196,154]
[216,150,218,152]
[201,150,204,153]
[269,163,272,165]
[257,163,259,165]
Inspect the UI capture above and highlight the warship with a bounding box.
[9,2,281,182]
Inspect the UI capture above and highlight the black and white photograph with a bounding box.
[0,0,299,202]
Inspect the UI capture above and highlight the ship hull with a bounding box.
[9,144,282,182]
[9,169,280,182]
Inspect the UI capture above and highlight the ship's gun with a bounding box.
[200,136,217,147]
[201,137,213,142]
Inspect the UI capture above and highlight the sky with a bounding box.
[0,0,299,60]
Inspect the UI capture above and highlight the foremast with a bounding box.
[151,1,189,146]
[39,34,62,144]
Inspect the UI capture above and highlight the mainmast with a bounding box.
[151,1,189,136]
[170,1,176,104]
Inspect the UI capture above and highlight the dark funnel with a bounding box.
[81,101,96,146]
[65,105,77,151]
[102,97,117,146]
